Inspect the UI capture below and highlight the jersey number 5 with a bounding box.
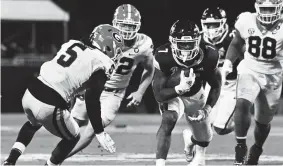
[57,43,87,67]
[248,36,277,59]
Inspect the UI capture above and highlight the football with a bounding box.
[166,68,191,88]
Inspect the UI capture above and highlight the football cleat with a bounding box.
[2,160,15,166]
[234,144,247,165]
[183,129,196,162]
[187,145,206,166]
[246,144,263,165]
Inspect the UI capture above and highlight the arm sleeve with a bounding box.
[85,69,107,134]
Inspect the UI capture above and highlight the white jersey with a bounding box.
[235,12,283,74]
[39,40,113,101]
[105,33,153,89]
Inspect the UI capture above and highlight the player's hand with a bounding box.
[95,132,116,153]
[188,105,212,122]
[126,91,143,107]
[221,59,233,85]
[175,68,196,95]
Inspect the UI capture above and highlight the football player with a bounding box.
[2,24,123,166]
[153,20,221,166]
[222,0,283,165]
[66,4,154,158]
[198,7,243,135]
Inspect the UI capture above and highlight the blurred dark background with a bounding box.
[1,0,256,113]
[57,0,255,46]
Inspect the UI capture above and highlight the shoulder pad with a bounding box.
[60,40,81,51]
[154,43,174,72]
[203,44,219,71]
[235,12,254,37]
[136,33,154,55]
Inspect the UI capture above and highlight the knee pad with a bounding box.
[191,136,210,147]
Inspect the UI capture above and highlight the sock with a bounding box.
[6,142,26,163]
[46,159,57,166]
[236,136,247,145]
[16,121,41,146]
[156,159,165,166]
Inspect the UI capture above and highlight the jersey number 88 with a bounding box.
[248,36,277,59]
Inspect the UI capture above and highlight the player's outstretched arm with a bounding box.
[85,70,107,134]
[152,69,179,102]
[67,122,95,158]
[127,54,155,107]
[225,29,245,64]
[85,70,116,153]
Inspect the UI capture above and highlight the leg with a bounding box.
[156,97,184,166]
[156,111,178,166]
[183,87,212,166]
[45,108,80,165]
[214,122,234,135]
[246,82,281,165]
[3,90,42,165]
[3,121,41,165]
[185,114,213,166]
[99,90,124,127]
[67,90,124,158]
[233,73,260,165]
[70,97,89,127]
[213,81,237,135]
[67,122,95,158]
[234,99,252,142]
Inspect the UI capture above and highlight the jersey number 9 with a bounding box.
[57,43,87,67]
[248,36,277,59]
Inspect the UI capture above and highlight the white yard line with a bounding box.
[1,153,283,162]
[2,125,283,136]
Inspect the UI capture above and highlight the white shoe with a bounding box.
[187,145,206,166]
[183,129,196,162]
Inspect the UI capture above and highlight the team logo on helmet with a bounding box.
[112,32,122,43]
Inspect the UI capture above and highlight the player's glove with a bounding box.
[221,59,233,85]
[95,131,116,153]
[188,105,212,122]
[175,68,196,95]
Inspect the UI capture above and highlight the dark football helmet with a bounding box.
[169,20,202,65]
[255,0,283,24]
[201,7,227,41]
